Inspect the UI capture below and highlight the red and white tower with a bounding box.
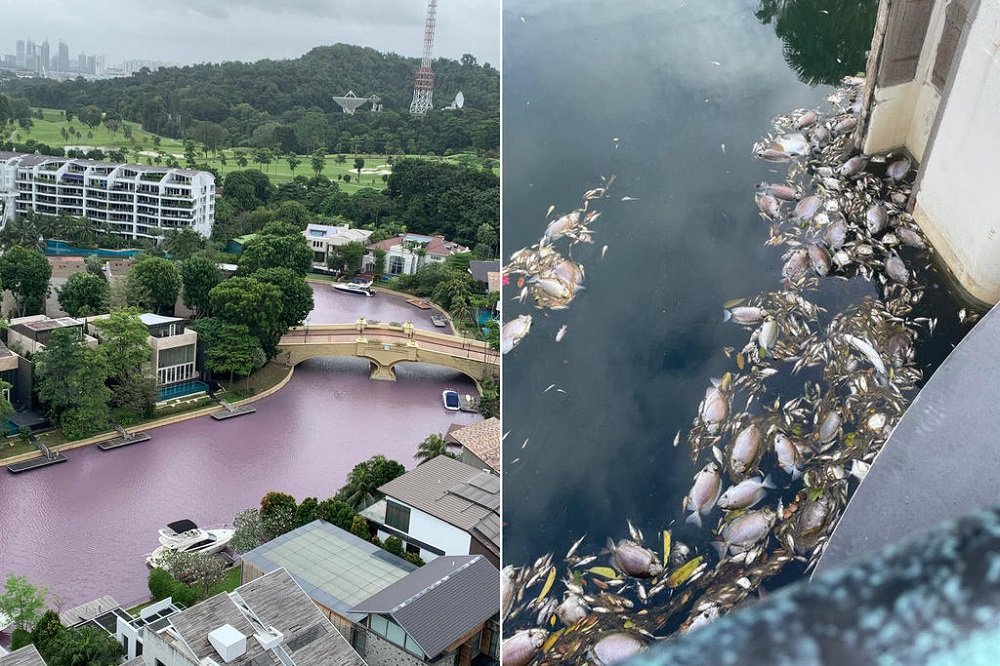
[409,0,437,115]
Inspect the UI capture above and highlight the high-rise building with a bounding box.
[57,40,69,72]
[39,40,50,73]
[25,40,36,72]
[15,40,25,69]
[78,52,86,73]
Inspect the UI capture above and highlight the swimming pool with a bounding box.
[157,380,209,402]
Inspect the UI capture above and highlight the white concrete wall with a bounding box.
[913,2,1000,303]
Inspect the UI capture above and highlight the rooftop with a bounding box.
[449,418,501,473]
[351,555,500,660]
[469,260,501,283]
[139,313,185,327]
[0,646,46,666]
[367,233,469,257]
[241,520,416,621]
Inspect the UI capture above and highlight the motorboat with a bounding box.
[431,314,448,328]
[442,389,461,411]
[334,279,375,297]
[146,519,235,567]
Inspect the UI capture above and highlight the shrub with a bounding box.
[403,552,425,567]
[350,515,371,541]
[171,582,198,607]
[383,536,404,558]
[10,628,32,650]
[148,568,174,600]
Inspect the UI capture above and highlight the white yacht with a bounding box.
[333,279,376,297]
[146,519,234,568]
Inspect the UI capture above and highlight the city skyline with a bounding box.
[4,0,501,71]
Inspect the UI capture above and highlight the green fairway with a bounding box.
[9,108,497,194]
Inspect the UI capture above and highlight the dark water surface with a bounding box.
[501,0,968,585]
[0,286,480,609]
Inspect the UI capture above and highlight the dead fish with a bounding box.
[607,538,664,578]
[765,183,799,201]
[685,462,723,527]
[501,565,516,620]
[866,202,888,235]
[713,507,777,556]
[729,423,763,478]
[885,253,909,283]
[844,333,888,377]
[832,115,858,134]
[824,215,848,249]
[555,325,568,342]
[794,110,818,129]
[782,249,809,281]
[544,210,581,241]
[817,409,841,444]
[724,306,766,325]
[887,157,911,182]
[501,315,532,354]
[700,385,730,431]
[810,125,830,146]
[808,243,832,276]
[757,193,782,219]
[837,155,866,177]
[896,226,926,249]
[832,249,852,268]
[776,132,810,156]
[757,147,792,162]
[886,332,912,368]
[502,629,548,666]
[529,275,574,300]
[718,474,775,511]
[773,433,803,480]
[557,593,590,626]
[759,319,779,352]
[590,632,646,664]
[552,258,585,286]
[793,195,822,221]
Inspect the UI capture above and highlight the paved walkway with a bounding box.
[814,299,1000,576]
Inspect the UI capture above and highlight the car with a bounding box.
[431,315,448,327]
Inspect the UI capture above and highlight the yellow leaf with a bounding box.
[667,556,705,588]
[536,567,557,603]
[723,298,746,308]
[588,566,619,579]
[662,530,671,563]
[736,353,745,370]
[550,614,557,627]
[542,629,563,652]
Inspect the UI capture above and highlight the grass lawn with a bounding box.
[12,109,497,194]
[217,361,291,400]
[127,565,243,615]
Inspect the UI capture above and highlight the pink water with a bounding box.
[0,285,480,610]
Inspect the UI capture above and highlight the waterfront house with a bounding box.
[349,555,500,665]
[7,315,98,355]
[0,645,46,666]
[447,417,501,475]
[0,152,215,241]
[302,223,373,267]
[135,568,363,666]
[360,456,500,569]
[363,233,469,277]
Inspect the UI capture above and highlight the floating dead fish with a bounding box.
[793,195,822,221]
[713,507,777,556]
[544,210,582,241]
[887,157,911,182]
[700,385,730,433]
[794,110,818,129]
[501,315,533,354]
[759,319,779,352]
[555,325,568,342]
[824,215,848,249]
[832,115,858,134]
[502,629,548,666]
[724,306,766,325]
[590,632,646,664]
[808,243,832,276]
[884,253,909,284]
[773,433,803,480]
[757,193,782,219]
[896,226,926,249]
[728,423,763,479]
[782,249,809,282]
[685,462,723,527]
[837,155,866,177]
[718,474,775,511]
[607,538,664,578]
[866,202,887,235]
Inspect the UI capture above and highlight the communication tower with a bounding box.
[409,0,437,115]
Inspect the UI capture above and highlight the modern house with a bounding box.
[129,568,363,665]
[0,152,215,240]
[364,233,469,277]
[361,456,500,569]
[350,555,500,665]
[447,417,501,475]
[468,260,501,316]
[303,223,373,267]
[7,314,98,355]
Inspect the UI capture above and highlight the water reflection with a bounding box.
[756,0,878,86]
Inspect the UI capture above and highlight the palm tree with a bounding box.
[341,466,377,511]
[414,433,455,465]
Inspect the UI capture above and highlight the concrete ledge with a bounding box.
[97,433,152,450]
[7,453,68,473]
[210,405,257,420]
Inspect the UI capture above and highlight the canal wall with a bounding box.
[863,0,1000,304]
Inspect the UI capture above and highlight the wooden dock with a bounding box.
[211,405,256,420]
[7,453,68,473]
[407,298,433,309]
[98,432,151,450]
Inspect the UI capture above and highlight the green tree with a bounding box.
[0,246,52,316]
[0,212,44,252]
[234,150,248,168]
[332,240,366,276]
[478,374,499,419]
[208,278,284,356]
[92,307,153,380]
[158,550,227,599]
[252,267,314,330]
[335,455,406,510]
[230,507,266,554]
[414,433,454,465]
[148,567,175,600]
[47,625,124,665]
[315,499,358,531]
[77,104,102,130]
[0,574,48,632]
[30,609,63,661]
[354,156,365,183]
[383,536,405,558]
[350,514,371,541]
[238,232,312,278]
[372,248,387,279]
[260,491,298,540]
[180,255,223,317]
[310,148,326,177]
[205,322,261,384]
[275,200,311,229]
[57,271,109,318]
[34,328,112,439]
[126,256,181,314]
[163,228,205,261]
[286,152,301,176]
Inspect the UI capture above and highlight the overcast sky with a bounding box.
[5,0,500,68]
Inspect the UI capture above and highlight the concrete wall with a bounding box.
[864,0,1000,304]
[361,632,440,666]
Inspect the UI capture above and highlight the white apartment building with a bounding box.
[0,152,215,240]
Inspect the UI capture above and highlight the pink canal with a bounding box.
[0,285,483,610]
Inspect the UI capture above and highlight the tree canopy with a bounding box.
[126,255,182,315]
[0,246,52,317]
[57,270,109,318]
[34,327,113,439]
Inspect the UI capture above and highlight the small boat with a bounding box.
[334,279,375,297]
[431,315,448,327]
[442,389,461,411]
[146,519,235,568]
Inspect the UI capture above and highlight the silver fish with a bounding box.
[832,115,858,134]
[757,193,782,219]
[557,593,590,626]
[793,195,822,221]
[887,157,911,182]
[759,319,779,352]
[724,306,766,325]
[896,226,926,249]
[837,155,866,177]
[717,474,775,511]
[729,423,763,478]
[794,110,818,129]
[607,539,663,578]
[555,324,568,342]
[773,433,803,480]
[501,315,532,354]
[768,183,800,202]
[817,410,841,444]
[685,462,722,527]
[700,385,730,431]
[843,333,888,377]
[591,632,646,665]
[530,275,573,299]
[757,148,791,162]
[808,243,832,276]
[866,202,887,235]
[544,211,581,241]
[714,507,777,555]
[810,125,830,146]
[885,253,909,283]
[502,629,548,666]
[824,215,848,249]
[782,249,809,281]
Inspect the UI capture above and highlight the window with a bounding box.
[388,255,404,275]
[385,501,410,532]
[351,628,367,658]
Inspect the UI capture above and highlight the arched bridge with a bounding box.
[277,320,499,387]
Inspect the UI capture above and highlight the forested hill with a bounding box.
[2,44,499,152]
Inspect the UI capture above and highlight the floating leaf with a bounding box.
[723,297,746,308]
[542,628,564,652]
[588,566,619,579]
[536,567,557,602]
[667,556,705,588]
[572,570,583,586]
[662,530,672,563]
[736,352,745,370]
[807,486,824,502]
[550,614,557,627]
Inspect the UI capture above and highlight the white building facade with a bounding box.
[0,152,215,240]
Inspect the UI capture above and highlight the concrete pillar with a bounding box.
[368,361,397,381]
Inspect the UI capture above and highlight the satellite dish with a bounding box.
[455,91,465,109]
